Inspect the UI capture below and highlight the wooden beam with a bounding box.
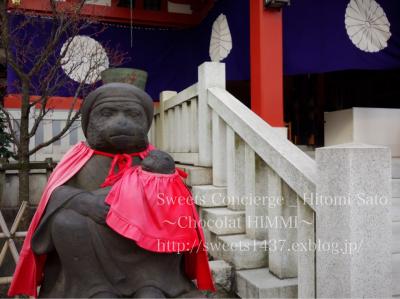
[4,94,82,110]
[250,1,284,127]
[7,0,214,28]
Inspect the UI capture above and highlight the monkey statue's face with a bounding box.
[86,98,150,153]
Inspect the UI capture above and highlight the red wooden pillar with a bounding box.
[250,0,284,127]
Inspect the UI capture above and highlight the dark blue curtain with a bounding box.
[7,0,400,99]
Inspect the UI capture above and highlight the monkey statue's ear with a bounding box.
[141,150,175,174]
[146,117,153,133]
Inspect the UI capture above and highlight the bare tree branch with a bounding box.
[0,106,19,149]
[28,110,80,156]
[0,3,28,83]
[28,0,87,78]
[1,0,127,160]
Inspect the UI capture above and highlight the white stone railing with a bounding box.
[150,83,200,165]
[6,109,85,162]
[152,62,393,298]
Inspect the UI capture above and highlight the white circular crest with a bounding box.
[60,35,109,84]
[345,0,391,53]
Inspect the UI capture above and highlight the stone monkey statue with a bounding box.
[27,83,206,298]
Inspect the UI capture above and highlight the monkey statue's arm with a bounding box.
[63,186,110,224]
[31,186,110,255]
[141,150,175,174]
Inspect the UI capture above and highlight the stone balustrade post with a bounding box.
[226,128,245,211]
[197,62,225,167]
[159,91,177,151]
[212,112,227,186]
[315,144,392,298]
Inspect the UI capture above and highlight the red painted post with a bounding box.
[250,0,284,127]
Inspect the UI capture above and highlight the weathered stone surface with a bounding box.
[316,144,392,298]
[212,112,227,187]
[197,62,225,167]
[267,176,298,279]
[245,155,269,241]
[209,260,232,291]
[226,128,246,211]
[217,234,268,270]
[235,268,297,299]
[202,208,244,235]
[202,227,219,259]
[393,253,400,296]
[297,200,315,299]
[393,199,400,222]
[176,164,212,186]
[393,178,400,198]
[394,222,400,255]
[192,185,227,208]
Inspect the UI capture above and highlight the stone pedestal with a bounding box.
[315,143,392,298]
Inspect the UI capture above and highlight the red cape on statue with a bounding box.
[8,142,215,297]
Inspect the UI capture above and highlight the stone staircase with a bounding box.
[236,269,297,298]
[177,164,234,297]
[178,163,298,298]
[179,151,400,298]
[151,62,394,298]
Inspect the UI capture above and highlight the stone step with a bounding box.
[209,260,233,292]
[393,179,400,198]
[393,158,400,179]
[393,253,400,296]
[202,208,245,235]
[235,268,297,299]
[192,185,227,208]
[176,164,212,186]
[393,200,400,222]
[216,234,268,270]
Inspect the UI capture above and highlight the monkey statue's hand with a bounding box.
[141,150,175,174]
[86,187,111,224]
[67,187,111,225]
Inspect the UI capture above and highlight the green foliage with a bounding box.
[0,109,12,159]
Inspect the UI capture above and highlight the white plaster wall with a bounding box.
[324,109,354,146]
[353,108,400,156]
[325,108,400,157]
